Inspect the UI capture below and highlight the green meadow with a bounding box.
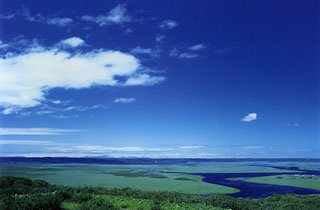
[1,160,319,195]
[0,163,239,194]
[245,175,320,190]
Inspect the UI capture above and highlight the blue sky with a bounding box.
[0,0,319,158]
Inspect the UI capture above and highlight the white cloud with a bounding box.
[241,113,257,122]
[169,49,198,59]
[130,46,160,57]
[125,74,165,86]
[82,4,131,26]
[189,44,206,51]
[45,17,73,27]
[0,39,164,113]
[131,46,152,54]
[179,145,203,149]
[20,9,73,27]
[62,105,104,112]
[52,100,62,104]
[159,20,178,29]
[114,97,136,104]
[0,140,55,145]
[179,53,198,59]
[0,128,83,135]
[61,37,84,48]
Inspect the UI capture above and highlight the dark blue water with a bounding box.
[1,157,320,198]
[194,166,320,198]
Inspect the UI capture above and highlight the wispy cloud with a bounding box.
[62,105,105,112]
[82,4,131,26]
[0,140,55,145]
[241,113,257,122]
[189,44,206,51]
[0,13,15,20]
[130,46,160,57]
[243,146,264,149]
[0,128,83,135]
[179,145,203,149]
[114,97,136,104]
[159,19,178,29]
[70,146,174,152]
[281,122,300,127]
[0,38,164,114]
[21,9,73,27]
[214,47,233,55]
[155,34,166,42]
[44,17,73,27]
[179,52,198,59]
[169,49,198,59]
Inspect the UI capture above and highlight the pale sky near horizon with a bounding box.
[0,0,319,158]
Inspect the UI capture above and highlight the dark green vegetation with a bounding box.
[1,176,320,210]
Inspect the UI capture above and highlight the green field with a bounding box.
[2,176,320,210]
[245,175,320,190]
[0,163,239,194]
[1,161,319,195]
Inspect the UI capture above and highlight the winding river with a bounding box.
[194,166,320,198]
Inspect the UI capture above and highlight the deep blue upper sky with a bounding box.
[0,0,319,158]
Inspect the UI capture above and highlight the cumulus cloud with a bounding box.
[82,4,131,26]
[114,97,136,104]
[159,20,178,29]
[0,39,164,114]
[61,37,85,48]
[189,44,206,51]
[241,113,257,122]
[0,128,83,135]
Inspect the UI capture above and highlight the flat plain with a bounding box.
[1,160,319,194]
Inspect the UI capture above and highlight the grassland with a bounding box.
[2,176,320,210]
[244,175,320,190]
[0,163,239,194]
[1,160,318,195]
